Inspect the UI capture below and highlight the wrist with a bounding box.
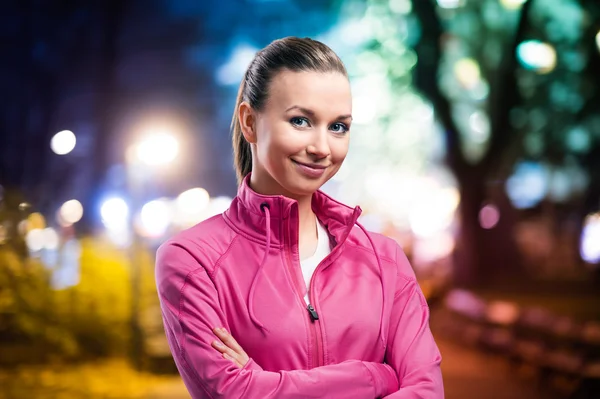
[363,362,399,397]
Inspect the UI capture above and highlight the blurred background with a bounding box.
[1,0,599,398]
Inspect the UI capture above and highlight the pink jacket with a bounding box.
[156,175,443,398]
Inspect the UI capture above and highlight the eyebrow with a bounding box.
[285,105,353,121]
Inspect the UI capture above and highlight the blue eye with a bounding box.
[290,117,310,127]
[330,123,349,134]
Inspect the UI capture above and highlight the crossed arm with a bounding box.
[157,242,443,398]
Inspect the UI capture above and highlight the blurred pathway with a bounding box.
[437,336,559,399]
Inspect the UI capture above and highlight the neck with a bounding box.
[296,194,317,239]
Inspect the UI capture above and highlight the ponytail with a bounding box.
[231,79,252,185]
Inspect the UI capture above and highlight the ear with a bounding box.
[239,101,257,144]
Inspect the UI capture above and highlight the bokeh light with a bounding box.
[409,186,459,238]
[42,227,60,250]
[50,130,77,155]
[216,44,259,86]
[506,161,549,209]
[27,212,46,231]
[205,196,234,219]
[581,213,600,264]
[479,204,500,229]
[138,199,172,238]
[517,40,557,74]
[59,199,84,225]
[100,197,129,230]
[25,228,45,252]
[596,30,600,53]
[175,188,210,227]
[134,133,179,166]
[500,0,528,10]
[454,58,481,89]
[436,0,465,9]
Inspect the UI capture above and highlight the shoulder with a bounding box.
[346,227,416,281]
[155,214,238,285]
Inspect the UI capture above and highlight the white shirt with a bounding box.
[300,218,331,305]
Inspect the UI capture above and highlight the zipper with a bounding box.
[305,214,359,367]
[284,240,322,368]
[286,210,359,368]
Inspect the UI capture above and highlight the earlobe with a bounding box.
[239,102,257,144]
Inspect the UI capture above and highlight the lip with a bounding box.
[292,160,328,178]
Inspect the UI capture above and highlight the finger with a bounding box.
[213,328,246,356]
[223,352,243,369]
[212,340,243,367]
[211,339,239,360]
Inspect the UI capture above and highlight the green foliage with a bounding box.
[0,235,160,365]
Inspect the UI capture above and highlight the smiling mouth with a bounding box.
[291,160,329,169]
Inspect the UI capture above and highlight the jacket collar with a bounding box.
[224,173,362,248]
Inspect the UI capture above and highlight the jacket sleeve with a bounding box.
[382,245,444,399]
[156,242,399,399]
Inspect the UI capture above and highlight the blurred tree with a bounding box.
[410,0,600,284]
[0,230,159,365]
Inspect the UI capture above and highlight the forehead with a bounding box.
[266,70,352,114]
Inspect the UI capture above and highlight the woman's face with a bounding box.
[242,70,352,200]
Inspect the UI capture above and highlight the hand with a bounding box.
[211,327,249,369]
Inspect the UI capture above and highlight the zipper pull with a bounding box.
[307,304,319,321]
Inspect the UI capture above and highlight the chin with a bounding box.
[278,177,323,198]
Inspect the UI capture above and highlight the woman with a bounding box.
[156,37,443,398]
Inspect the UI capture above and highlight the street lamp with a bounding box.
[125,128,180,370]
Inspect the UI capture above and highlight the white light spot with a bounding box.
[437,0,465,9]
[139,199,172,238]
[581,213,600,265]
[517,40,557,74]
[51,130,77,155]
[469,111,490,144]
[42,227,60,250]
[59,199,84,225]
[175,188,211,227]
[26,229,45,252]
[135,134,179,166]
[100,198,129,231]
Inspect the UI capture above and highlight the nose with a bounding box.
[306,129,330,159]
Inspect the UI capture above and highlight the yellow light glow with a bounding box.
[454,58,481,89]
[27,212,46,231]
[500,0,527,10]
[51,130,77,155]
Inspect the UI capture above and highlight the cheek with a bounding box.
[330,137,350,163]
